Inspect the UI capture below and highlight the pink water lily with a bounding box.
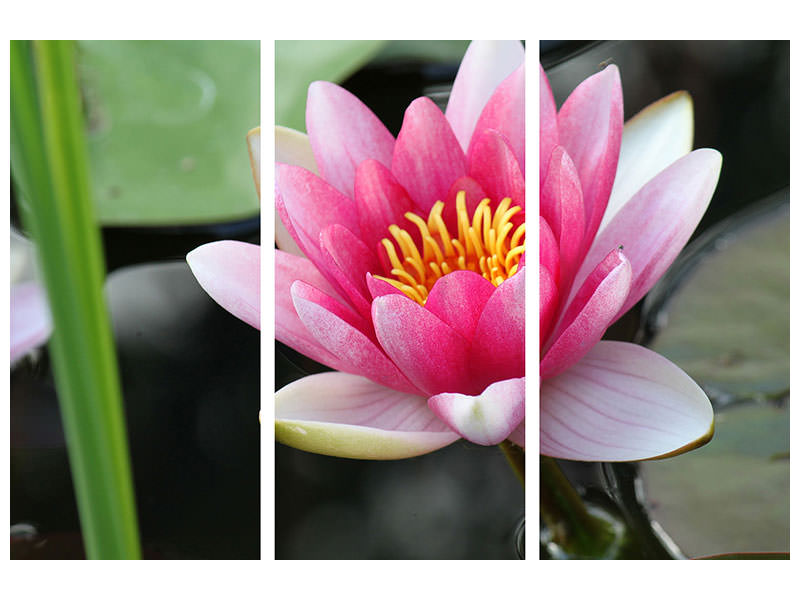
[10,231,52,364]
[540,63,720,461]
[274,40,525,459]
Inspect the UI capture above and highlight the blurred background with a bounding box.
[542,40,788,558]
[274,41,525,559]
[11,40,261,559]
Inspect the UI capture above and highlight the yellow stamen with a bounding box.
[374,191,526,304]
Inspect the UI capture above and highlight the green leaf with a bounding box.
[275,40,386,131]
[78,40,260,225]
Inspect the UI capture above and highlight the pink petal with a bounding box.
[574,148,722,319]
[276,372,459,459]
[557,65,623,251]
[540,217,560,285]
[274,126,317,256]
[539,64,559,182]
[306,81,395,197]
[275,250,347,370]
[468,64,525,171]
[391,97,467,213]
[372,293,474,396]
[10,281,52,363]
[428,377,525,446]
[292,281,420,395]
[467,129,525,209]
[540,341,714,461]
[541,249,631,380]
[469,267,525,391]
[353,159,416,253]
[508,420,525,449]
[424,270,496,340]
[540,265,557,350]
[366,273,405,299]
[187,240,260,329]
[445,40,525,152]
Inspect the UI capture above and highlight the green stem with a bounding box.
[10,40,141,559]
[500,440,525,486]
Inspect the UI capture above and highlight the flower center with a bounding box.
[374,191,525,305]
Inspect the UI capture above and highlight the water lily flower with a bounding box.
[540,63,721,461]
[274,40,525,458]
[10,230,52,365]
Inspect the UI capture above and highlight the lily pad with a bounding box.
[645,193,789,402]
[79,40,260,225]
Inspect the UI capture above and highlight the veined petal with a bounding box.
[576,148,722,319]
[10,281,52,364]
[392,97,467,213]
[276,372,458,459]
[292,281,420,395]
[600,91,694,233]
[424,270,496,340]
[306,81,395,197]
[540,341,714,461]
[468,64,525,171]
[467,129,525,210]
[469,267,525,391]
[541,249,631,380]
[557,65,623,250]
[372,293,474,396]
[446,40,525,153]
[428,377,525,446]
[275,250,347,370]
[539,64,559,182]
[187,240,260,330]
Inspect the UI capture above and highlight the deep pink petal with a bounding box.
[541,249,631,380]
[468,64,525,171]
[540,146,585,289]
[318,224,381,319]
[539,64,559,183]
[540,265,557,350]
[428,377,525,446]
[424,270,496,340]
[275,251,347,370]
[540,217,559,285]
[353,159,416,253]
[540,341,714,461]
[372,293,474,396]
[574,149,722,319]
[446,40,524,152]
[391,97,467,213]
[366,273,405,299]
[469,267,525,391]
[557,65,623,251]
[187,240,260,329]
[467,129,525,209]
[10,281,52,363]
[306,81,395,198]
[276,372,459,459]
[292,281,420,395]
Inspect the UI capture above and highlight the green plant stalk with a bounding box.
[10,40,141,559]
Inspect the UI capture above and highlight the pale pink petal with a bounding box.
[11,281,52,363]
[292,281,420,395]
[353,159,416,253]
[274,126,316,257]
[372,293,474,396]
[391,97,467,213]
[541,249,631,379]
[428,377,525,446]
[557,65,623,250]
[187,240,260,329]
[508,420,525,448]
[276,372,459,459]
[468,64,525,170]
[601,91,694,233]
[575,149,722,319]
[424,270,496,340]
[275,250,347,370]
[306,81,395,197]
[467,129,525,209]
[469,267,525,391]
[540,341,714,461]
[445,40,524,152]
[247,127,261,198]
[539,64,559,182]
